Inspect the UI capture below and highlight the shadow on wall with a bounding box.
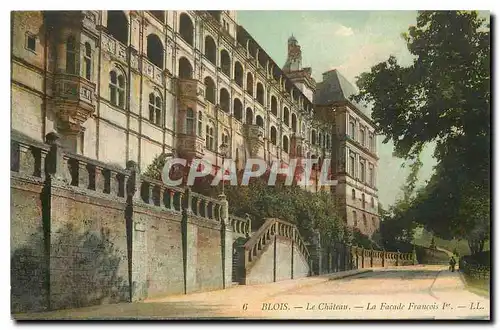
[11,223,129,313]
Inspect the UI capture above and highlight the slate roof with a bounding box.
[314,69,371,118]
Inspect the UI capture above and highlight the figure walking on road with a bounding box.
[449,256,457,272]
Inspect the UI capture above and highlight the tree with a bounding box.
[353,11,490,253]
[142,154,347,244]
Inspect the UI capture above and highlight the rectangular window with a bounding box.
[26,33,36,52]
[349,155,355,177]
[349,121,355,139]
[360,160,365,182]
[369,135,373,151]
[369,166,374,186]
[79,132,84,155]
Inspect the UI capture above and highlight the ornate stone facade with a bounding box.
[11,10,379,236]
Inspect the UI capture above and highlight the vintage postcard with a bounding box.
[10,9,490,321]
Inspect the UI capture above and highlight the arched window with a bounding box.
[204,77,215,104]
[178,57,193,79]
[311,130,317,145]
[246,108,253,125]
[372,217,376,227]
[256,115,264,127]
[282,135,289,153]
[109,70,125,108]
[352,188,356,200]
[66,36,77,74]
[204,36,216,65]
[198,111,203,137]
[256,82,264,105]
[362,193,366,209]
[270,96,277,116]
[147,34,164,69]
[148,92,162,126]
[353,211,357,227]
[283,107,290,127]
[363,214,367,228]
[291,113,297,133]
[179,13,194,46]
[220,49,231,77]
[149,11,165,23]
[270,126,277,145]
[205,121,215,151]
[233,98,243,122]
[219,88,230,113]
[326,134,331,149]
[107,11,128,45]
[296,145,302,157]
[246,72,253,95]
[319,133,323,147]
[234,62,243,87]
[83,42,92,80]
[186,108,195,135]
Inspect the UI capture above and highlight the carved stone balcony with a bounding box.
[177,134,205,159]
[52,73,96,135]
[177,78,206,105]
[243,124,265,158]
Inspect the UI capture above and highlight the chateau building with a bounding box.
[11,10,379,236]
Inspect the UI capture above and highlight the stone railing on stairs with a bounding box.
[229,215,251,239]
[241,218,311,283]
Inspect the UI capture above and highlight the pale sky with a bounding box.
[236,10,438,208]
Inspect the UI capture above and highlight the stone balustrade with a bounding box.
[11,130,227,224]
[351,246,415,268]
[229,215,251,237]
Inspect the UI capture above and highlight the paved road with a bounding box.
[14,265,489,320]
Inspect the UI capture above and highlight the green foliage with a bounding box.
[142,157,347,244]
[142,153,168,180]
[353,11,490,252]
[223,175,344,243]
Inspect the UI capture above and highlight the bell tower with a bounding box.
[282,35,316,102]
[283,35,302,72]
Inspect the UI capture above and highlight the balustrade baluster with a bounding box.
[95,166,106,193]
[78,161,90,189]
[40,149,47,181]
[196,198,201,216]
[110,170,120,196]
[18,144,36,177]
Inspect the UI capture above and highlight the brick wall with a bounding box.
[48,184,129,310]
[11,177,47,313]
[10,133,233,313]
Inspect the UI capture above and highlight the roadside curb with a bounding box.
[328,269,373,281]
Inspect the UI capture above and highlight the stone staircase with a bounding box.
[232,218,311,285]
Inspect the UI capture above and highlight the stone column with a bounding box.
[45,132,70,184]
[219,194,232,289]
[125,160,148,302]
